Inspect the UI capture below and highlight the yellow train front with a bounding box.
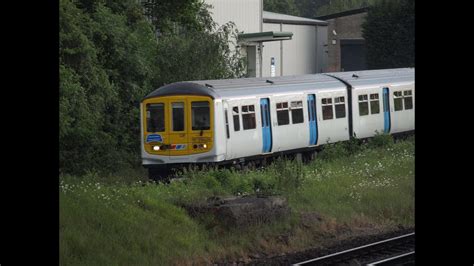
[141,82,220,180]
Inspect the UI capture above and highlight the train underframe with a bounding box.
[145,130,414,182]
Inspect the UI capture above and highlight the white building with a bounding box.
[205,0,328,77]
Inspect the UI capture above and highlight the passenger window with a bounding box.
[191,101,210,130]
[146,103,165,132]
[394,91,403,111]
[232,106,240,131]
[225,109,230,139]
[172,102,185,131]
[276,102,290,125]
[322,98,333,120]
[370,93,380,114]
[334,96,346,118]
[404,90,413,110]
[242,105,256,130]
[290,101,304,124]
[260,104,269,127]
[358,95,369,116]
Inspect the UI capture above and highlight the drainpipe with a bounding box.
[259,42,263,77]
[260,0,263,77]
[280,22,283,76]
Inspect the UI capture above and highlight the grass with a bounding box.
[60,134,414,265]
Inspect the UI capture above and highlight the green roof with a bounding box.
[238,31,293,43]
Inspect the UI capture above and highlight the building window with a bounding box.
[232,106,240,131]
[322,98,333,120]
[370,93,380,114]
[146,103,165,132]
[404,90,413,110]
[276,102,290,125]
[334,96,346,118]
[172,102,185,131]
[242,105,256,130]
[394,91,403,111]
[358,94,369,116]
[290,101,304,124]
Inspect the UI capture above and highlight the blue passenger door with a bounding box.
[260,98,272,153]
[382,87,391,133]
[307,94,318,145]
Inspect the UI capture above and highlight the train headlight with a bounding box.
[203,144,207,149]
[153,145,160,151]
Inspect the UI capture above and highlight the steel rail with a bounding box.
[366,251,415,265]
[293,232,414,265]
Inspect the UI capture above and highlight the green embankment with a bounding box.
[60,135,414,265]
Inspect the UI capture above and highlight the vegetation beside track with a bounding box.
[60,134,414,265]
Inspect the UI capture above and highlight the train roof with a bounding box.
[326,68,414,88]
[192,74,345,99]
[143,68,414,101]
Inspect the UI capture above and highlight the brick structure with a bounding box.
[317,8,368,72]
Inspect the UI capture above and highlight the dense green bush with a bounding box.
[367,131,394,148]
[362,0,415,69]
[60,0,244,175]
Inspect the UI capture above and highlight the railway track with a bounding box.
[293,232,415,265]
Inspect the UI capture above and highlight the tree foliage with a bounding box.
[264,0,299,16]
[315,0,379,16]
[362,0,415,69]
[60,0,244,175]
[264,0,380,18]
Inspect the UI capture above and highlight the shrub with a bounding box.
[319,141,350,161]
[362,0,415,69]
[367,131,394,148]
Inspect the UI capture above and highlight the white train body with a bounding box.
[141,68,414,170]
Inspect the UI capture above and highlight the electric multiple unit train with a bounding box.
[141,68,414,179]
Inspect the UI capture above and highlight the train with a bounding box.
[141,68,414,180]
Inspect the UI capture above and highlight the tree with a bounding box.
[296,0,330,18]
[60,0,244,175]
[263,0,299,16]
[362,0,415,69]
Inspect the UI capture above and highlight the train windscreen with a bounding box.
[146,103,165,132]
[192,101,210,130]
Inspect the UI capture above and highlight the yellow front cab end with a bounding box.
[142,95,214,157]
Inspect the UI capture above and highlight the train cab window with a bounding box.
[276,102,290,125]
[370,93,380,114]
[172,102,185,131]
[322,98,333,120]
[394,91,403,111]
[171,103,185,131]
[334,96,346,118]
[404,90,413,110]
[146,103,165,132]
[242,105,256,130]
[358,95,369,116]
[232,106,240,131]
[192,101,210,130]
[290,101,304,124]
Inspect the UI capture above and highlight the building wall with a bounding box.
[261,23,282,77]
[205,0,328,78]
[326,12,367,72]
[205,0,261,33]
[205,0,263,77]
[316,26,328,73]
[262,23,326,77]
